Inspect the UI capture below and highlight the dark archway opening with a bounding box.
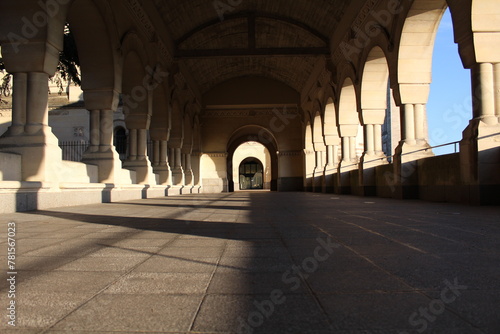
[114,127,127,160]
[227,127,278,192]
[239,157,264,190]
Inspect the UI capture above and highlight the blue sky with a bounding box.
[426,8,472,155]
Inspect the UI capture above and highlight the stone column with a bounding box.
[88,110,100,153]
[324,141,340,170]
[170,146,185,186]
[395,103,433,164]
[460,62,500,204]
[392,99,433,199]
[128,129,138,161]
[374,124,383,156]
[183,153,194,186]
[9,73,28,136]
[312,144,326,192]
[191,151,202,193]
[82,103,128,184]
[303,149,315,192]
[338,125,359,171]
[149,139,171,185]
[123,129,157,185]
[336,124,359,194]
[360,109,388,196]
[0,71,63,182]
[152,140,160,166]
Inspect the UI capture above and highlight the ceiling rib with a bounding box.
[175,11,330,47]
[175,47,329,59]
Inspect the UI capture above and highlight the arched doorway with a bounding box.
[232,141,271,190]
[238,157,264,190]
[226,125,279,192]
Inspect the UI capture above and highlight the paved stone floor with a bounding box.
[0,192,499,334]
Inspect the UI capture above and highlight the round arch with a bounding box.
[312,110,324,150]
[323,97,338,137]
[226,125,278,192]
[67,0,121,110]
[236,155,266,190]
[396,0,448,105]
[361,46,390,111]
[338,77,363,161]
[338,77,359,125]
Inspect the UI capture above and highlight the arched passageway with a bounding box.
[238,157,264,190]
[226,126,279,192]
[232,141,271,191]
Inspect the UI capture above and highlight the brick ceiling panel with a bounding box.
[151,0,351,93]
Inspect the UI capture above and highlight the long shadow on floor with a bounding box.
[10,192,499,333]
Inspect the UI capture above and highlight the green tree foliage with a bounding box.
[0,23,80,103]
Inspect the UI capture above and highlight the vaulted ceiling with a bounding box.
[151,0,352,94]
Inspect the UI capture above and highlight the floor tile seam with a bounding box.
[188,237,231,332]
[383,213,500,233]
[325,215,439,257]
[37,230,189,334]
[264,217,336,332]
[2,234,154,289]
[308,222,487,333]
[335,211,489,238]
[382,217,498,240]
[43,332,228,334]
[333,215,493,253]
[308,289,448,295]
[16,228,108,257]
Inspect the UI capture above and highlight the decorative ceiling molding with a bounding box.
[278,150,303,157]
[203,108,300,118]
[124,0,173,64]
[203,152,228,158]
[333,0,379,65]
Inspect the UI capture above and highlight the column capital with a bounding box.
[1,42,60,75]
[361,109,386,125]
[338,124,358,138]
[83,90,120,111]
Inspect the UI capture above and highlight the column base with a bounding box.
[312,167,324,192]
[392,141,433,200]
[0,128,63,183]
[460,118,500,204]
[123,159,158,185]
[360,154,388,196]
[153,164,172,186]
[394,141,434,164]
[323,165,337,193]
[336,160,360,195]
[83,149,135,184]
[171,167,185,187]
[184,169,194,187]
